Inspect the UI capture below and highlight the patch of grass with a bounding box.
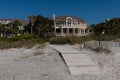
[34,34,120,44]
[8,34,34,41]
[36,43,46,49]
[93,34,120,41]
[88,46,111,54]
[49,36,93,45]
[20,54,29,59]
[0,37,45,49]
[50,37,68,44]
[34,50,44,56]
[34,44,46,56]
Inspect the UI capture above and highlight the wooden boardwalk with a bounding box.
[50,45,101,75]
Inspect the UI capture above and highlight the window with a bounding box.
[68,19,71,24]
[66,17,73,26]
[78,21,80,24]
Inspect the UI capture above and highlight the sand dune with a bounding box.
[0,44,120,80]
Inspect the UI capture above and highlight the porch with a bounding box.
[54,27,89,36]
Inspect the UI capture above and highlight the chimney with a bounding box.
[53,14,56,20]
[106,18,110,22]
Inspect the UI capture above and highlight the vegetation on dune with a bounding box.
[91,18,120,36]
[88,18,120,41]
[25,15,54,39]
[0,14,53,49]
[87,46,111,54]
[0,14,120,48]
[0,34,45,49]
[50,36,93,45]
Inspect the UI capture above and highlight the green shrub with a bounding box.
[0,36,45,49]
[88,46,111,54]
[50,37,68,44]
[93,35,120,41]
[49,36,92,45]
[35,39,45,44]
[0,37,7,41]
[9,34,34,41]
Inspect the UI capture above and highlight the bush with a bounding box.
[49,36,93,45]
[50,37,68,44]
[88,46,111,54]
[9,34,34,41]
[0,35,45,49]
[93,35,120,41]
[0,37,7,41]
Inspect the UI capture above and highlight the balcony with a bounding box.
[55,24,86,28]
[55,33,88,36]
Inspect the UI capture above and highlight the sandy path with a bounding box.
[50,45,101,75]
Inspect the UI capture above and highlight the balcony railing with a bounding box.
[55,24,86,28]
[55,33,88,36]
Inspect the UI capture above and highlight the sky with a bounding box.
[0,0,120,25]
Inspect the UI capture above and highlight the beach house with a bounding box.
[53,14,89,36]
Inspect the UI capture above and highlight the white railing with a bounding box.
[55,24,86,28]
[55,33,88,36]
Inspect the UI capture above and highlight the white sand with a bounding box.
[0,44,120,80]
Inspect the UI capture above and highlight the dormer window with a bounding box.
[68,18,71,24]
[66,17,73,26]
[78,21,80,24]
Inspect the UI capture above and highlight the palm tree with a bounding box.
[28,15,36,34]
[1,24,6,37]
[0,24,2,37]
[13,20,22,35]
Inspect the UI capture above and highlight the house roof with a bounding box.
[86,27,93,30]
[0,19,28,25]
[13,19,28,26]
[54,16,86,23]
[0,19,14,21]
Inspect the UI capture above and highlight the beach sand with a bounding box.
[0,44,120,80]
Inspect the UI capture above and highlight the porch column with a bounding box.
[80,28,82,35]
[54,27,56,35]
[82,29,85,36]
[78,28,80,36]
[81,29,83,36]
[83,29,85,34]
[87,29,89,33]
[73,28,75,36]
[77,28,79,36]
[67,28,69,36]
[61,27,63,36]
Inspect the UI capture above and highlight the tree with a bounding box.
[28,15,36,34]
[0,24,3,37]
[11,20,22,36]
[26,14,54,39]
[33,15,54,38]
[91,18,120,35]
[0,24,7,37]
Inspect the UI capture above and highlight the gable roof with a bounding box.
[54,16,86,23]
[0,19,28,25]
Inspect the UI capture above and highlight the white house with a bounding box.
[0,19,13,24]
[0,19,27,37]
[52,15,89,36]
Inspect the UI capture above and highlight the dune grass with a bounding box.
[0,34,45,49]
[49,36,92,45]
